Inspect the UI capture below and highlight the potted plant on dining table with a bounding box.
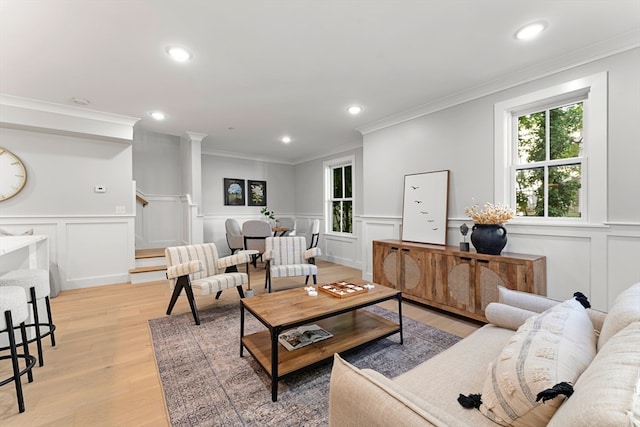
[260,207,276,227]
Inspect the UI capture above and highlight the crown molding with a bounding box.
[357,29,640,135]
[0,94,140,142]
[201,138,363,166]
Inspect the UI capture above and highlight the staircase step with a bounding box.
[129,265,166,274]
[131,248,167,284]
[130,270,167,284]
[135,248,165,259]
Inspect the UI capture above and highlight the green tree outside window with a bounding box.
[516,102,583,218]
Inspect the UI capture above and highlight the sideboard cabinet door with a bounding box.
[372,240,399,289]
[372,240,546,322]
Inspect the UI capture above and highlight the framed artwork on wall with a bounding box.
[248,180,267,206]
[401,170,450,245]
[223,178,245,206]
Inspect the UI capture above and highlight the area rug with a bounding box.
[148,303,461,427]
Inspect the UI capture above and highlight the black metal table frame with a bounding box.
[240,291,403,401]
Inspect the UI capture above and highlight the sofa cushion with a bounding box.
[497,286,606,335]
[548,321,640,426]
[394,324,514,427]
[479,298,596,427]
[498,286,558,313]
[485,303,538,331]
[329,354,449,427]
[598,282,640,351]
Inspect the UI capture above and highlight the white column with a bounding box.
[182,131,207,244]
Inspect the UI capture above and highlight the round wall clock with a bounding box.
[0,147,27,201]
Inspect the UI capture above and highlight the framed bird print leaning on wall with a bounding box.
[401,170,449,245]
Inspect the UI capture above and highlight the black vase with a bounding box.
[471,224,508,255]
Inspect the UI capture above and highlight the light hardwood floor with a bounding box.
[0,260,481,426]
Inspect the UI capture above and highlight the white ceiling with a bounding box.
[1,1,639,164]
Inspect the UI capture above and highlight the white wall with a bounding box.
[0,126,136,289]
[132,128,181,194]
[294,147,364,269]
[201,153,296,254]
[360,48,640,310]
[132,128,184,249]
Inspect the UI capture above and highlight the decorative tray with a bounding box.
[318,282,369,298]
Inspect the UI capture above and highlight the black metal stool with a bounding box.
[0,286,37,413]
[0,269,56,367]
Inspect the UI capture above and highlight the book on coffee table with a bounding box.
[278,324,333,351]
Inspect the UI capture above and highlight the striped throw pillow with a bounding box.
[479,298,597,426]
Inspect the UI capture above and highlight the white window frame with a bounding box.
[323,154,355,236]
[494,72,607,225]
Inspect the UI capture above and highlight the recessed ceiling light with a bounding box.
[150,111,166,121]
[515,22,546,40]
[71,97,90,106]
[347,105,363,115]
[166,46,192,62]
[281,136,292,143]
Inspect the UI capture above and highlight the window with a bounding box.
[324,155,354,234]
[515,101,584,218]
[494,72,607,224]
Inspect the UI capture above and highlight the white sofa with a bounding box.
[329,283,640,427]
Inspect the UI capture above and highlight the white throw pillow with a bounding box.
[479,298,597,427]
[598,282,640,351]
[548,321,640,427]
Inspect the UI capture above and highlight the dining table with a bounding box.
[271,227,289,237]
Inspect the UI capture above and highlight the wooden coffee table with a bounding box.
[240,283,403,401]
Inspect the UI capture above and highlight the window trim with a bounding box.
[494,72,607,224]
[323,154,355,236]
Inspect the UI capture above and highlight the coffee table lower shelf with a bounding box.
[241,309,400,380]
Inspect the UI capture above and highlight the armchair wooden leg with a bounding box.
[312,274,317,284]
[166,279,184,315]
[215,291,223,299]
[182,280,200,325]
[236,286,245,298]
[305,276,309,284]
[167,275,200,325]
[265,262,272,293]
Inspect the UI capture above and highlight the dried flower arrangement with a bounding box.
[465,202,515,225]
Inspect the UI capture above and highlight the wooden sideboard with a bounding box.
[372,239,546,322]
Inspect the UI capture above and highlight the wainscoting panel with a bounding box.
[607,233,640,307]
[363,217,640,312]
[361,217,401,280]
[1,216,134,290]
[65,221,133,288]
[0,222,58,274]
[324,234,358,269]
[507,232,591,304]
[135,194,183,249]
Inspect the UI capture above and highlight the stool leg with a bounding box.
[29,287,44,367]
[5,310,26,413]
[45,296,56,347]
[19,321,33,383]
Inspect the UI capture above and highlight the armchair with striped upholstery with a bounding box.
[264,236,321,293]
[165,243,251,324]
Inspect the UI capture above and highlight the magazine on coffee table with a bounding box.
[278,324,333,351]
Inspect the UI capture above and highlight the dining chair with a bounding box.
[306,219,320,249]
[225,218,244,254]
[264,236,321,293]
[276,217,296,236]
[242,220,272,267]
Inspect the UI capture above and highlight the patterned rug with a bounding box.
[148,302,461,426]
